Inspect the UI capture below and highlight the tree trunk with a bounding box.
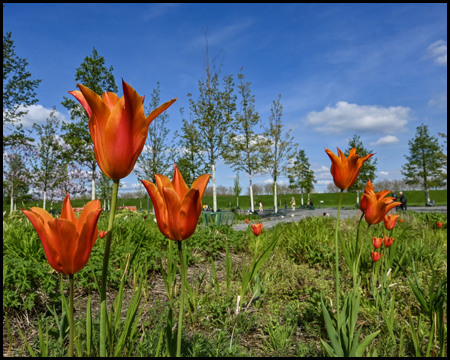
[10,184,14,215]
[249,172,254,212]
[274,181,278,213]
[356,190,360,204]
[236,196,239,208]
[43,191,47,211]
[91,178,96,201]
[212,163,217,212]
[301,191,304,206]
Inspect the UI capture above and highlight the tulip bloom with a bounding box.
[325,147,374,190]
[21,194,102,275]
[70,80,176,180]
[384,213,400,231]
[399,218,404,223]
[251,223,263,236]
[98,230,107,239]
[362,190,401,225]
[437,222,444,228]
[142,164,210,241]
[372,236,383,249]
[360,179,391,214]
[371,251,382,262]
[245,219,249,224]
[384,235,395,247]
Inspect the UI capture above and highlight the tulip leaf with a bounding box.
[354,330,381,357]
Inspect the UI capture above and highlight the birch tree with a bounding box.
[188,34,236,211]
[222,68,266,212]
[263,95,296,213]
[287,149,317,205]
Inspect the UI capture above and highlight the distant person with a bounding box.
[259,201,263,212]
[392,191,397,201]
[399,191,407,211]
[284,202,288,211]
[308,200,314,207]
[290,196,296,211]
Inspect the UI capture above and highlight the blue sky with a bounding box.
[4,3,447,195]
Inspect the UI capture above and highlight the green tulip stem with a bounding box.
[335,190,344,332]
[68,274,74,357]
[100,179,120,357]
[177,241,186,357]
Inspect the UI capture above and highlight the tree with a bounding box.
[61,47,118,200]
[134,82,175,184]
[188,32,236,211]
[3,31,41,146]
[3,144,34,213]
[233,173,242,208]
[437,132,447,187]
[222,68,267,212]
[345,134,377,204]
[402,124,444,204]
[262,95,296,213]
[326,182,341,193]
[31,107,66,210]
[174,108,206,187]
[287,149,317,205]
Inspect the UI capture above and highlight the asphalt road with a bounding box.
[232,206,447,231]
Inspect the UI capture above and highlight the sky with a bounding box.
[3,3,447,195]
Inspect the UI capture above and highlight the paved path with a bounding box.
[232,206,447,232]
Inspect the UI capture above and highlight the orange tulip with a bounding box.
[142,164,210,241]
[360,179,391,214]
[384,235,395,247]
[399,218,404,223]
[372,236,383,249]
[437,222,444,228]
[251,223,263,236]
[362,190,401,225]
[371,251,382,262]
[70,80,176,180]
[245,219,249,224]
[98,230,107,239]
[20,193,102,275]
[384,213,400,231]
[325,147,374,190]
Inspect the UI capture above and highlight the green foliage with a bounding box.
[402,124,445,204]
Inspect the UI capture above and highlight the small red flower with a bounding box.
[323,212,327,216]
[372,236,383,249]
[384,213,400,231]
[437,222,444,228]
[251,223,263,236]
[398,218,404,223]
[384,235,395,247]
[371,251,382,262]
[245,219,249,224]
[98,230,107,239]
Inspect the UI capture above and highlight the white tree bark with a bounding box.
[274,181,278,213]
[43,191,47,211]
[356,190,360,204]
[10,185,14,215]
[249,172,254,212]
[212,164,217,212]
[91,178,95,201]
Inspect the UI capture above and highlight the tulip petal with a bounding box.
[77,199,102,234]
[74,208,102,273]
[172,164,190,199]
[142,180,170,238]
[102,92,120,111]
[162,187,182,241]
[77,84,111,133]
[190,173,211,199]
[69,90,92,118]
[155,174,174,193]
[60,193,78,226]
[179,188,201,239]
[21,209,63,273]
[145,98,177,127]
[47,219,79,275]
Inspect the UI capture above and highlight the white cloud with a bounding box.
[379,171,389,176]
[369,135,399,146]
[425,40,447,67]
[16,104,67,128]
[304,101,410,135]
[428,93,447,110]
